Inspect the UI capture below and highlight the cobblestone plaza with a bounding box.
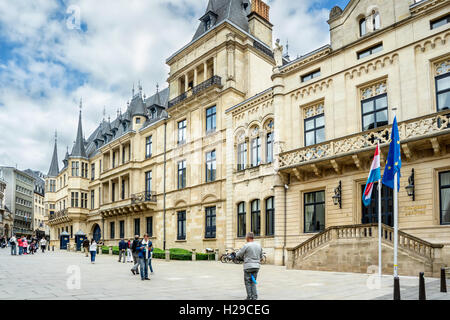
[0,249,448,300]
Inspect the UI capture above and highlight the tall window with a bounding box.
[265,197,275,236]
[178,120,187,144]
[206,150,216,182]
[372,11,380,30]
[145,171,152,193]
[305,114,325,146]
[266,132,273,163]
[71,162,79,177]
[251,199,261,236]
[119,220,125,238]
[301,69,321,83]
[177,211,186,240]
[134,218,140,236]
[146,136,152,159]
[146,216,153,237]
[436,71,449,111]
[121,179,125,200]
[91,190,95,210]
[111,183,116,202]
[91,163,95,181]
[304,191,325,233]
[81,193,88,208]
[205,207,216,239]
[122,146,126,164]
[359,18,367,36]
[237,142,247,171]
[206,106,216,133]
[251,137,261,167]
[71,192,79,208]
[112,153,116,168]
[440,171,450,225]
[177,160,186,190]
[110,222,115,239]
[81,162,85,177]
[237,202,246,238]
[362,93,388,131]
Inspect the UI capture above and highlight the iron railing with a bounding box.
[168,76,222,108]
[131,191,157,203]
[49,209,68,221]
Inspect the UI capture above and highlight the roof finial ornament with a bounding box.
[55,130,58,142]
[138,80,143,96]
[132,83,135,97]
[103,106,106,121]
[156,83,159,93]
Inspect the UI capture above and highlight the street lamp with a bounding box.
[405,169,415,201]
[332,181,342,209]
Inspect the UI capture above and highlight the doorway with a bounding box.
[361,183,393,227]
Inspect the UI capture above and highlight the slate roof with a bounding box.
[70,111,88,158]
[47,139,59,177]
[192,0,251,42]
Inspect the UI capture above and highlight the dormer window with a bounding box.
[123,122,127,131]
[136,117,141,124]
[204,17,212,31]
[151,108,157,119]
[359,18,367,36]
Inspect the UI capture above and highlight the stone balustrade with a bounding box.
[279,110,450,169]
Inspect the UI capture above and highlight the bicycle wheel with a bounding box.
[220,255,227,263]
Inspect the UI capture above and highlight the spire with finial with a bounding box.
[154,83,162,106]
[71,103,87,158]
[103,106,106,122]
[47,131,60,177]
[138,80,143,96]
[132,83,135,97]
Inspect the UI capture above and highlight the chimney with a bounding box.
[248,0,272,47]
[251,0,270,21]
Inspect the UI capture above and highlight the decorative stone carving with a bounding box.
[435,60,449,76]
[329,6,343,20]
[360,79,387,100]
[303,102,324,119]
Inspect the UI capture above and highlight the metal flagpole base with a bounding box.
[394,277,401,300]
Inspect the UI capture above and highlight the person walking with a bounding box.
[126,240,133,263]
[9,235,17,255]
[118,238,127,263]
[89,239,97,264]
[82,238,90,257]
[130,235,140,276]
[136,233,152,281]
[39,237,47,253]
[236,232,263,300]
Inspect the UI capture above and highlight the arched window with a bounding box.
[237,202,246,238]
[251,199,260,236]
[373,11,380,30]
[359,18,367,36]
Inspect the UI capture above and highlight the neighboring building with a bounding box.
[0,174,13,237]
[0,167,35,237]
[24,169,47,238]
[44,0,450,276]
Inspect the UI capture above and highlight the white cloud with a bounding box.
[0,0,334,174]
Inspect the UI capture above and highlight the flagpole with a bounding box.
[394,172,398,278]
[378,144,382,279]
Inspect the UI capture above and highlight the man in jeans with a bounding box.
[136,233,152,281]
[130,235,140,275]
[118,238,127,263]
[236,232,263,300]
[9,235,17,255]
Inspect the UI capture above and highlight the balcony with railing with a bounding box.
[101,191,157,217]
[168,76,222,108]
[279,110,450,172]
[48,209,70,224]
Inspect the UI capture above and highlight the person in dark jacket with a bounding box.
[82,238,90,257]
[136,234,152,281]
[118,239,127,263]
[130,235,140,275]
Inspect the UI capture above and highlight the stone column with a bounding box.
[184,73,188,92]
[194,67,198,87]
[203,62,208,80]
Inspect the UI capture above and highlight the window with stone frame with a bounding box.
[440,171,450,225]
[251,199,261,236]
[237,202,246,238]
[265,120,274,163]
[434,60,450,111]
[303,102,325,147]
[250,126,261,167]
[177,211,186,240]
[360,80,388,131]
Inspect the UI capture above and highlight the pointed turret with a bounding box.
[71,99,88,158]
[47,132,60,177]
[63,146,69,168]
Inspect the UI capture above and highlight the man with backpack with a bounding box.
[9,235,17,255]
[136,233,152,281]
[130,235,140,276]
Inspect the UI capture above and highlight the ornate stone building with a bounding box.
[45,0,449,275]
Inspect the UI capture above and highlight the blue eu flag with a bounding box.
[382,116,402,191]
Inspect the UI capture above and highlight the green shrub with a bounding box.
[152,252,165,259]
[112,246,120,255]
[196,253,215,260]
[153,248,164,254]
[170,253,192,261]
[169,248,192,255]
[101,246,109,254]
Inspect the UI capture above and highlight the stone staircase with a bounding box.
[287,223,446,277]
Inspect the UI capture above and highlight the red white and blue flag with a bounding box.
[363,144,382,207]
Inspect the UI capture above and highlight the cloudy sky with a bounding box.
[0,0,349,174]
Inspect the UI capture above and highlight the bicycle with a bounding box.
[220,249,237,263]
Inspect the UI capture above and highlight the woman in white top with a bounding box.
[89,239,97,264]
